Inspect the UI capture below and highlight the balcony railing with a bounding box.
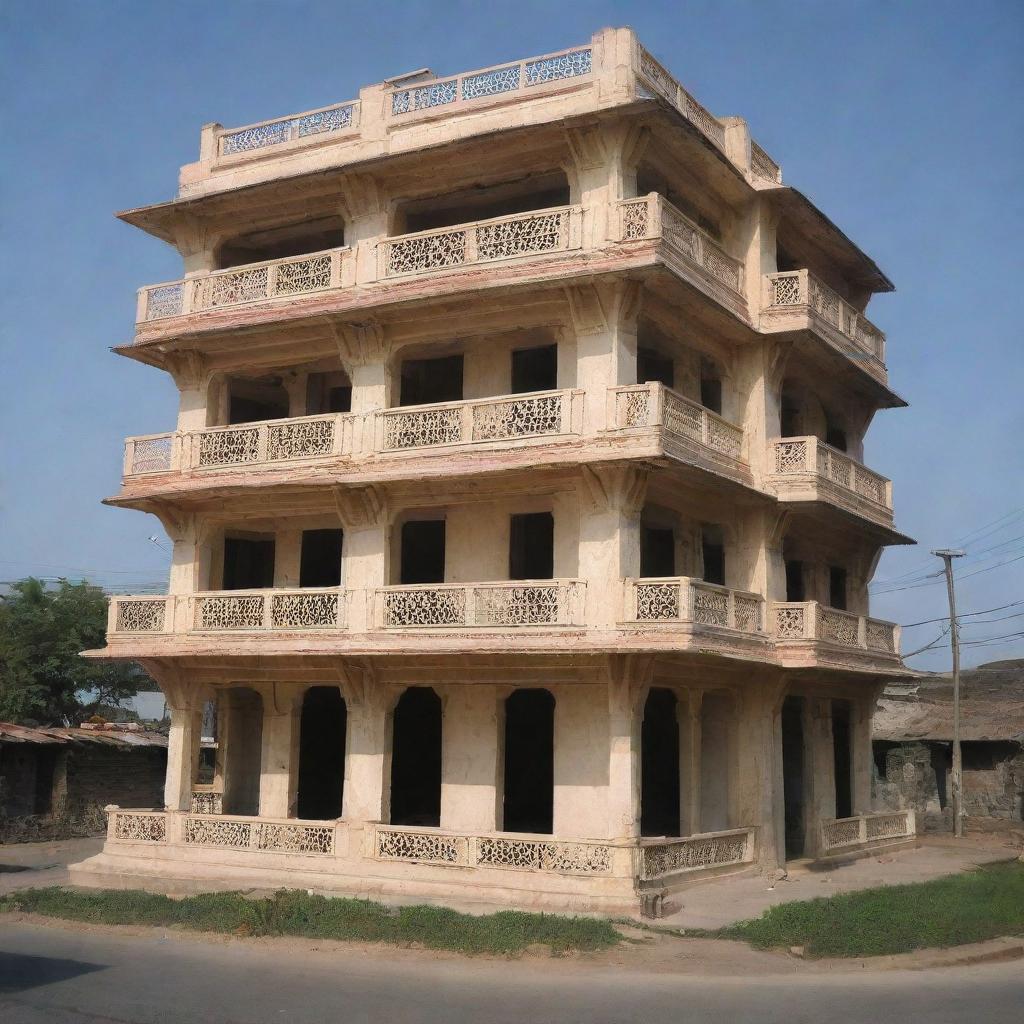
[137,247,348,322]
[389,45,593,118]
[218,101,359,158]
[770,601,899,654]
[820,810,915,853]
[609,383,745,463]
[616,194,744,297]
[377,389,579,452]
[772,436,892,509]
[636,827,757,882]
[190,589,346,632]
[375,580,585,629]
[377,205,581,279]
[625,577,764,633]
[763,270,886,363]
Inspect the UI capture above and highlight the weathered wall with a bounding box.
[66,746,167,812]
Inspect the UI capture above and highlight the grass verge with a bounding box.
[705,860,1024,958]
[0,887,620,956]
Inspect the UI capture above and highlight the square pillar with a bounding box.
[343,701,392,824]
[164,705,201,811]
[259,698,300,819]
[440,686,500,832]
[678,690,702,836]
[606,655,652,840]
[553,684,608,839]
[805,697,837,856]
[734,681,785,869]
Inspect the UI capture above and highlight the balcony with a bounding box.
[761,270,887,381]
[769,437,894,529]
[374,580,585,630]
[624,577,764,634]
[615,194,749,322]
[138,248,348,322]
[609,382,747,479]
[770,601,899,658]
[180,31,778,198]
[121,389,582,480]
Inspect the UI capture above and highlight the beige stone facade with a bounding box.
[77,28,915,913]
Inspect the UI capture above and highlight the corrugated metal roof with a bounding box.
[0,721,167,748]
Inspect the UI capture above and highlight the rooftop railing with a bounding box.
[764,270,886,363]
[625,577,764,633]
[218,101,359,158]
[770,601,899,654]
[771,436,892,510]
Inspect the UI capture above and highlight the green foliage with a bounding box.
[0,887,621,955]
[709,861,1024,957]
[0,577,148,724]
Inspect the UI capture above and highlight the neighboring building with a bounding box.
[0,722,167,831]
[874,661,1024,828]
[76,29,915,913]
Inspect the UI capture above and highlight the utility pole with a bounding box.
[932,548,965,838]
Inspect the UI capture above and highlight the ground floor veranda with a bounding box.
[73,653,915,913]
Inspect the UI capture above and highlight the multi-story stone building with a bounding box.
[77,28,917,913]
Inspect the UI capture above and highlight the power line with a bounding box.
[900,600,1024,629]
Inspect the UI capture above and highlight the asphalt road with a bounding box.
[1,920,1022,1024]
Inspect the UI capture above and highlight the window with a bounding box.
[223,537,275,590]
[306,372,351,414]
[299,529,343,588]
[829,566,848,610]
[637,347,674,388]
[785,560,805,602]
[699,357,722,414]
[509,512,554,580]
[641,526,675,578]
[400,520,446,584]
[701,526,725,586]
[511,345,557,394]
[400,355,464,406]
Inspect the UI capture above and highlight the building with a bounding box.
[0,722,167,836]
[75,28,916,913]
[874,661,1024,828]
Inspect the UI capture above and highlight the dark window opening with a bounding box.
[780,398,801,438]
[217,216,345,270]
[931,745,950,809]
[223,537,275,590]
[701,527,725,586]
[832,700,852,819]
[400,355,464,407]
[32,749,57,816]
[400,520,446,585]
[637,347,674,388]
[641,689,680,837]
[825,419,847,452]
[781,696,806,859]
[699,359,722,414]
[402,180,570,234]
[641,526,675,578]
[511,345,557,394]
[196,746,217,787]
[300,529,343,588]
[297,687,347,820]
[509,512,554,580]
[829,566,848,610]
[785,560,805,603]
[306,372,351,415]
[390,687,442,827]
[503,689,554,834]
[228,384,289,425]
[776,244,799,274]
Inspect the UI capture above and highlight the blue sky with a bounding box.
[1,1,1021,670]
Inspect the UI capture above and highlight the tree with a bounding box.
[0,578,149,724]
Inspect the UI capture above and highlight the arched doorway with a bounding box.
[390,687,442,826]
[641,688,680,837]
[503,689,555,834]
[296,687,347,820]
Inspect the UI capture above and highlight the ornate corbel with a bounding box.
[580,463,649,516]
[332,484,387,530]
[330,319,390,370]
[606,652,655,720]
[563,279,642,337]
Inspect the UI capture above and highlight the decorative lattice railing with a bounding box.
[108,596,171,635]
[377,389,578,451]
[772,437,892,509]
[770,602,899,654]
[626,578,764,633]
[637,827,756,882]
[108,809,168,843]
[389,46,593,118]
[616,194,744,296]
[123,433,177,475]
[610,383,745,462]
[378,205,581,279]
[750,142,782,184]
[190,791,223,815]
[376,580,584,629]
[373,825,613,875]
[190,414,348,470]
[137,248,348,322]
[190,589,346,632]
[764,271,886,363]
[217,101,358,157]
[820,810,915,853]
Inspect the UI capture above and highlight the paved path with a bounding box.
[0,839,104,897]
[662,834,1022,929]
[1,919,1022,1024]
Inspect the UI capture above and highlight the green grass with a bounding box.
[0,887,620,956]
[705,860,1024,958]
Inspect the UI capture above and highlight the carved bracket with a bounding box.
[332,484,387,530]
[331,319,390,369]
[581,463,649,516]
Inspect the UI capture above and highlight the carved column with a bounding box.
[141,660,199,812]
[258,686,302,819]
[678,689,703,837]
[335,485,388,634]
[606,654,653,840]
